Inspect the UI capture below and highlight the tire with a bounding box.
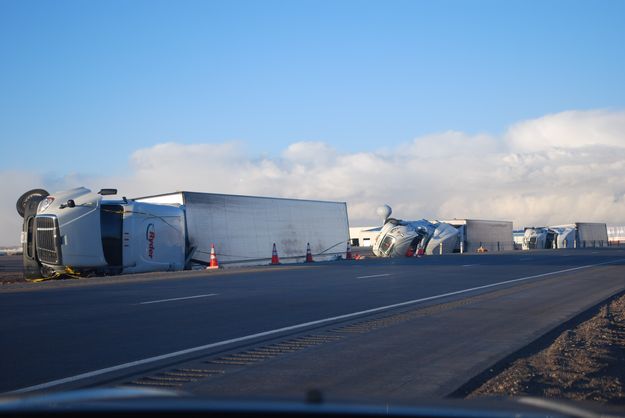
[16,189,49,218]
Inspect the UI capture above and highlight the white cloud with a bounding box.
[2,109,625,246]
[506,109,625,152]
[0,171,46,247]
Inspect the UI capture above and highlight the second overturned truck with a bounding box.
[371,205,513,257]
[522,223,609,250]
[17,187,350,279]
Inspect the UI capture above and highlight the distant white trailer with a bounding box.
[443,219,514,253]
[552,222,609,248]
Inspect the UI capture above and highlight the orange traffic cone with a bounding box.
[405,247,415,257]
[346,241,353,260]
[207,243,219,269]
[305,243,314,263]
[416,248,425,257]
[271,243,280,265]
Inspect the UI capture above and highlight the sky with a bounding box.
[1,0,625,246]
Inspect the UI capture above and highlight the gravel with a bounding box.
[469,293,625,404]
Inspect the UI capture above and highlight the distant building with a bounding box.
[0,247,22,256]
[513,230,525,250]
[349,226,381,247]
[607,225,625,244]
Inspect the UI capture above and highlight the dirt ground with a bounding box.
[469,293,625,404]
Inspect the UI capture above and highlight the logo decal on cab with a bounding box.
[146,223,156,259]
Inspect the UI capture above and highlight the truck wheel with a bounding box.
[16,189,49,218]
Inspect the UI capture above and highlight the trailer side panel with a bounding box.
[576,222,608,247]
[465,220,514,252]
[181,192,349,265]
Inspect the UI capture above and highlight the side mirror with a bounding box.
[60,199,76,209]
[98,189,117,196]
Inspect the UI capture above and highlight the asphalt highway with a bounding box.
[0,255,23,282]
[1,249,624,402]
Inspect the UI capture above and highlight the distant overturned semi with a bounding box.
[16,187,350,279]
[522,223,609,250]
[371,205,514,257]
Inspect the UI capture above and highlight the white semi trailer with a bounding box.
[16,187,350,279]
[443,219,515,253]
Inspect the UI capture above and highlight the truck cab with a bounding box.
[20,187,186,278]
[372,217,459,257]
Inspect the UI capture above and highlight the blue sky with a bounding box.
[2,0,625,245]
[1,0,624,175]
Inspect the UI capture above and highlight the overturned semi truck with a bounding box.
[371,205,513,257]
[522,223,608,250]
[16,187,350,279]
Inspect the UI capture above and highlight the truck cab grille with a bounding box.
[35,216,62,265]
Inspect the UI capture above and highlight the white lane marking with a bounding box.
[9,258,624,395]
[356,273,391,279]
[138,294,217,305]
[462,264,476,267]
